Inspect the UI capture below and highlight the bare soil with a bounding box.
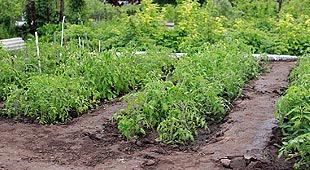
[0,62,296,170]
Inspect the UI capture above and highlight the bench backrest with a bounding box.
[166,21,174,30]
[0,38,26,51]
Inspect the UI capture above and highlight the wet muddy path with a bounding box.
[0,62,296,170]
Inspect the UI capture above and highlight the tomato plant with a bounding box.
[276,56,310,169]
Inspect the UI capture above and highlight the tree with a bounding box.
[25,0,37,34]
[59,0,65,22]
[35,0,58,26]
[67,0,86,23]
[0,0,24,38]
[25,0,67,34]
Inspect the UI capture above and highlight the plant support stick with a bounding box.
[99,40,101,52]
[35,32,42,73]
[54,32,57,58]
[61,16,65,47]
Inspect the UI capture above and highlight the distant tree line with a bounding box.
[25,0,86,34]
[0,0,300,39]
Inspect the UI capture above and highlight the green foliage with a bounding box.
[24,0,59,27]
[35,0,58,26]
[0,0,24,38]
[273,14,310,56]
[37,24,62,42]
[233,0,278,18]
[206,0,235,18]
[279,133,310,169]
[67,0,86,23]
[282,0,310,17]
[116,41,261,144]
[85,1,139,21]
[276,56,310,169]
[1,42,177,123]
[4,75,92,124]
[0,49,28,100]
[228,13,310,55]
[1,0,310,148]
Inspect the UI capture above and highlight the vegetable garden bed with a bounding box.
[0,61,297,170]
[1,0,309,169]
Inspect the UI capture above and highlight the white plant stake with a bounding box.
[61,16,65,47]
[99,40,101,52]
[35,32,42,73]
[60,16,65,57]
[78,13,88,47]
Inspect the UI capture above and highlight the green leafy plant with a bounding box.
[115,41,261,144]
[4,74,93,124]
[276,56,310,169]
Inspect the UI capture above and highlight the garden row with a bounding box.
[0,45,176,124]
[115,41,261,143]
[276,56,310,169]
[0,0,309,167]
[0,39,261,133]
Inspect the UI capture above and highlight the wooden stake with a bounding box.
[24,47,29,72]
[54,32,57,58]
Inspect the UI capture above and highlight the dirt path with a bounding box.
[0,62,296,170]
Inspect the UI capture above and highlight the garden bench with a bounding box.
[252,54,298,61]
[166,21,174,30]
[0,37,26,51]
[0,37,29,69]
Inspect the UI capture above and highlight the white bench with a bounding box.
[0,37,26,51]
[166,21,174,30]
[252,54,298,61]
[0,38,29,69]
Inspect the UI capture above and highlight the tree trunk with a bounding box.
[28,0,37,34]
[60,0,64,22]
[278,0,283,13]
[47,7,50,23]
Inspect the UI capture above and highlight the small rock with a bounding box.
[246,161,259,169]
[88,133,102,141]
[230,157,247,170]
[143,139,154,144]
[244,154,252,160]
[227,119,234,124]
[150,148,166,154]
[216,131,223,137]
[130,139,137,144]
[144,159,156,166]
[244,153,257,164]
[220,158,231,168]
[136,141,142,146]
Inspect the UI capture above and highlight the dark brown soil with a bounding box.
[0,62,296,170]
[0,101,3,110]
